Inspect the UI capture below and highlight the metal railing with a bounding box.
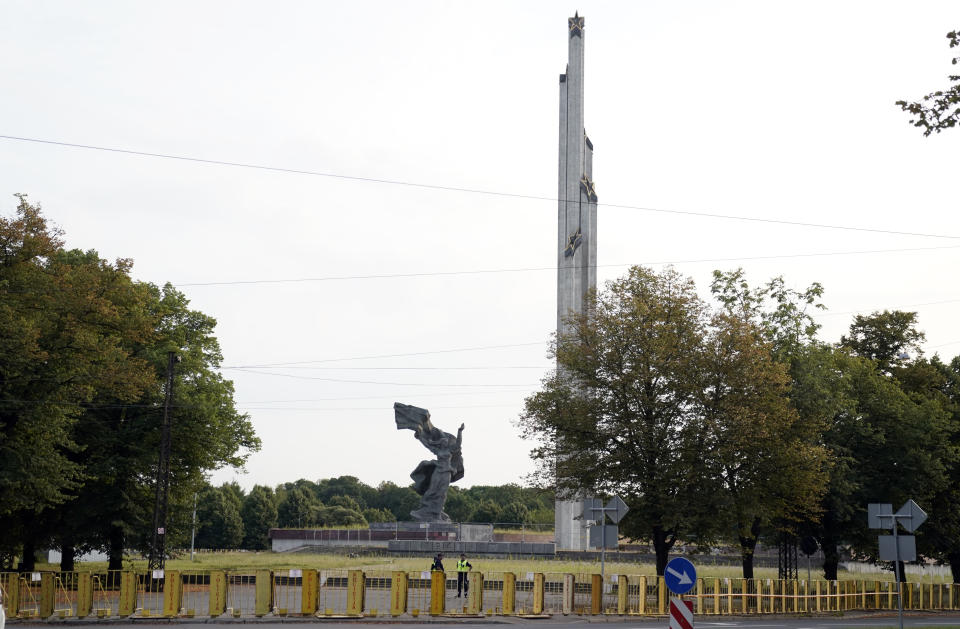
[1,568,958,620]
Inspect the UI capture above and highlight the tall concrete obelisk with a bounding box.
[555,12,598,552]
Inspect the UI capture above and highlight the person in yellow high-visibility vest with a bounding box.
[456,554,473,597]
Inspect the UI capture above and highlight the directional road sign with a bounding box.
[868,503,894,530]
[664,557,697,595]
[605,496,629,523]
[896,499,927,533]
[879,535,917,562]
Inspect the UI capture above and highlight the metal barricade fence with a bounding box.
[18,573,41,618]
[363,571,392,617]
[541,572,566,614]
[53,571,77,617]
[405,571,431,616]
[180,571,209,617]
[91,572,120,618]
[317,569,349,616]
[482,571,506,615]
[514,572,536,614]
[135,572,163,617]
[272,570,301,616]
[226,572,256,617]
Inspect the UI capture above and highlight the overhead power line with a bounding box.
[3,134,960,241]
[178,245,960,287]
[221,341,548,369]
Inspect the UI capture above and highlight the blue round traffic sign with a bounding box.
[664,557,697,595]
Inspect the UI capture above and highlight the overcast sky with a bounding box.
[1,1,957,493]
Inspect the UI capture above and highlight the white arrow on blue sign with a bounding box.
[664,557,697,595]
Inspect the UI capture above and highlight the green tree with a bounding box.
[373,481,419,521]
[700,312,828,578]
[195,485,244,549]
[897,29,960,135]
[277,486,315,527]
[444,487,477,522]
[841,311,925,372]
[472,499,503,523]
[313,505,366,527]
[521,266,712,575]
[361,507,394,524]
[500,501,531,525]
[241,485,278,550]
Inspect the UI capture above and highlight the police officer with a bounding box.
[456,553,472,597]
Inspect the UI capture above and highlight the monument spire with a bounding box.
[555,12,598,552]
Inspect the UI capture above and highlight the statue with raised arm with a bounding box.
[394,402,464,522]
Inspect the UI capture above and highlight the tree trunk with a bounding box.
[948,552,960,585]
[60,544,76,572]
[738,518,761,580]
[108,525,124,572]
[21,535,36,572]
[895,560,907,583]
[652,525,676,576]
[821,531,840,580]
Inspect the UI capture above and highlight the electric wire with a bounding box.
[176,244,960,287]
[4,134,960,241]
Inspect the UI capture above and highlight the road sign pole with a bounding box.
[601,519,606,580]
[893,520,903,629]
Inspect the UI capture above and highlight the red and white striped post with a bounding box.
[670,597,694,629]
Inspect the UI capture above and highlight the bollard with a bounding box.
[118,572,136,617]
[162,570,181,617]
[429,570,444,616]
[467,572,483,615]
[38,572,55,618]
[347,570,365,616]
[390,571,407,617]
[639,576,647,615]
[618,575,628,615]
[696,578,704,615]
[532,573,545,615]
[301,570,318,616]
[77,573,93,618]
[658,576,666,616]
[209,571,226,617]
[501,572,515,615]
[254,570,273,617]
[562,574,574,615]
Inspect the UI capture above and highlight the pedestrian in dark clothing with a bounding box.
[431,552,445,572]
[456,553,472,597]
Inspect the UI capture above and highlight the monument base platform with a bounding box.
[387,539,555,557]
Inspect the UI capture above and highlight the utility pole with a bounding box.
[190,492,197,562]
[148,351,178,571]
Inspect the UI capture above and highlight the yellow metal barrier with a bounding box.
[501,571,516,615]
[466,571,483,615]
[77,572,92,618]
[533,573,545,615]
[390,571,407,616]
[254,570,273,617]
[429,570,445,616]
[271,569,298,616]
[363,571,391,617]
[301,569,318,615]
[53,572,76,618]
[209,571,226,617]
[162,570,182,617]
[346,569,364,616]
[405,571,431,617]
[2,573,19,617]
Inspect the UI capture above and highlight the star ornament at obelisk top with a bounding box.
[568,12,584,37]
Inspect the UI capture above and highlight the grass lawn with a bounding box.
[29,551,952,583]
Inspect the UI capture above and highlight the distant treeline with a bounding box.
[195,477,555,551]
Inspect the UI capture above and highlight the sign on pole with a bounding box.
[868,503,894,530]
[605,496,629,523]
[670,597,694,629]
[589,525,618,549]
[664,557,697,595]
[896,499,927,533]
[878,535,917,562]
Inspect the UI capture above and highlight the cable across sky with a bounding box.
[3,133,960,241]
